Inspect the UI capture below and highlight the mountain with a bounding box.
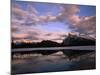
[62,33,95,46]
[12,33,96,48]
[38,40,61,47]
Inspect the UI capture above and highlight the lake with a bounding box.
[11,50,96,74]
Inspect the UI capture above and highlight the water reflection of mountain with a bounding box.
[12,33,95,48]
[12,51,95,74]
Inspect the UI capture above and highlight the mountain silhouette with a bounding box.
[62,33,95,46]
[39,40,61,47]
[12,33,95,48]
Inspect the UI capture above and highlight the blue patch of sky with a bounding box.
[78,5,96,16]
[31,2,61,16]
[35,22,71,32]
[13,1,61,16]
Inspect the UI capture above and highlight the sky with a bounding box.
[11,0,96,43]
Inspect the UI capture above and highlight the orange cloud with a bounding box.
[12,33,30,39]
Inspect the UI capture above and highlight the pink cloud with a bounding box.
[68,15,81,25]
[77,16,96,34]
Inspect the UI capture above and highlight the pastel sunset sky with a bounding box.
[11,0,96,43]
